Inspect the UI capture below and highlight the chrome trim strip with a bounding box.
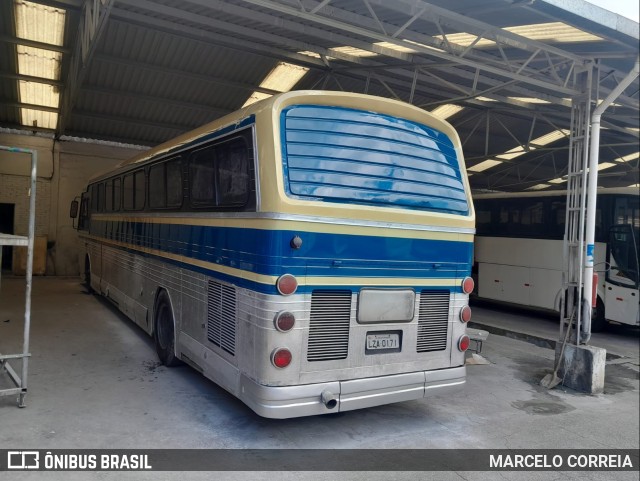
[92,211,475,234]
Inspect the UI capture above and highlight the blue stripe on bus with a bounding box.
[280,106,469,215]
[89,220,472,291]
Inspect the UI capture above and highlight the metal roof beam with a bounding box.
[115,0,369,66]
[107,16,329,73]
[0,34,71,54]
[93,53,282,96]
[73,110,193,133]
[81,84,232,117]
[0,71,64,88]
[0,100,59,113]
[58,0,115,136]
[240,0,583,95]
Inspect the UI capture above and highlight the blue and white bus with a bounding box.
[473,188,639,330]
[72,91,475,418]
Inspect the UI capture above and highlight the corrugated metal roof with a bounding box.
[0,0,638,190]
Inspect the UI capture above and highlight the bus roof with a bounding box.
[87,90,459,185]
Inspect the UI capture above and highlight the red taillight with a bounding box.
[276,274,298,296]
[271,348,292,368]
[458,335,470,352]
[460,305,471,323]
[592,273,598,306]
[274,311,295,332]
[462,277,474,294]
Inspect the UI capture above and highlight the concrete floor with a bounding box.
[0,277,638,481]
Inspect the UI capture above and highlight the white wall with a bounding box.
[0,133,144,276]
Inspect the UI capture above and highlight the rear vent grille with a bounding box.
[417,290,450,352]
[207,281,236,356]
[307,290,352,362]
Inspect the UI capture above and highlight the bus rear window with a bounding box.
[281,105,469,215]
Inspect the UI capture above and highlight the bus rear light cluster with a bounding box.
[458,335,470,352]
[271,348,292,368]
[274,311,296,332]
[459,305,472,323]
[461,277,474,294]
[276,274,298,296]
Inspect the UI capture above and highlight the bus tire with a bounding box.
[84,256,93,293]
[591,297,607,332]
[153,291,181,367]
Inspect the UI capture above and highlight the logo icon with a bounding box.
[7,451,39,470]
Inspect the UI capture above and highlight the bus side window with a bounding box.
[550,200,565,239]
[190,146,217,206]
[123,173,134,210]
[134,170,145,210]
[475,204,492,235]
[113,177,121,212]
[105,180,113,212]
[149,159,183,209]
[123,170,145,211]
[216,137,249,206]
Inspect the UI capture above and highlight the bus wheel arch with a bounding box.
[591,296,607,332]
[153,288,181,367]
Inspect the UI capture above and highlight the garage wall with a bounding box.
[0,132,144,276]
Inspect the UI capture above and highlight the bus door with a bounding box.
[605,225,639,325]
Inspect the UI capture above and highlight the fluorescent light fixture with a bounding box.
[468,159,503,173]
[476,96,497,102]
[435,22,602,48]
[242,62,309,107]
[330,46,377,57]
[628,183,640,188]
[527,183,551,190]
[431,104,464,120]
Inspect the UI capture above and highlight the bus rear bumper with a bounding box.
[239,366,466,419]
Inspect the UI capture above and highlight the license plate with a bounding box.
[366,333,400,351]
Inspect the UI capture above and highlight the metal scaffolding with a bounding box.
[0,145,37,408]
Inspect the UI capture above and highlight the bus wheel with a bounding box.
[154,291,181,367]
[591,298,607,333]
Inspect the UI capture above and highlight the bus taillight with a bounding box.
[460,305,471,323]
[276,274,298,296]
[274,311,296,332]
[271,348,292,368]
[592,273,598,306]
[458,335,470,352]
[461,277,474,294]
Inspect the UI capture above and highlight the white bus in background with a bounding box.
[473,187,639,330]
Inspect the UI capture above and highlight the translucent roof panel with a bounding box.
[17,45,62,80]
[14,0,65,45]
